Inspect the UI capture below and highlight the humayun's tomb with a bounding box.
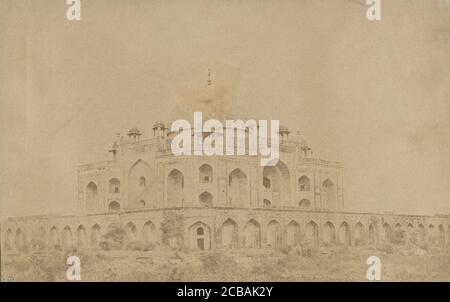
[2,95,450,253]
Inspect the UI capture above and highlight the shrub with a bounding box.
[125,240,154,251]
[391,230,405,245]
[100,223,127,250]
[161,211,184,248]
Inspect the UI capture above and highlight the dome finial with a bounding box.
[207,69,212,86]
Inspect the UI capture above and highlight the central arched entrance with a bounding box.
[228,169,248,207]
[167,169,184,207]
[322,178,336,210]
[262,160,291,207]
[188,222,211,250]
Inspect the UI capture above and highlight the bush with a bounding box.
[100,223,127,250]
[391,230,405,245]
[301,244,318,257]
[161,211,184,248]
[378,243,394,254]
[126,240,155,251]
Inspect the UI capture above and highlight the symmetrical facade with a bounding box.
[2,120,450,252]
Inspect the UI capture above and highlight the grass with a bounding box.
[2,245,450,281]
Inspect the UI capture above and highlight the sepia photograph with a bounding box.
[0,0,449,285]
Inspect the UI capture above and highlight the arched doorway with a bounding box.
[298,175,310,191]
[244,219,261,248]
[77,225,87,249]
[323,222,336,245]
[86,182,98,213]
[108,178,120,193]
[369,223,379,245]
[382,223,392,243]
[62,226,73,250]
[125,222,138,241]
[228,169,248,207]
[354,223,365,246]
[91,224,101,249]
[199,164,213,183]
[286,221,301,246]
[108,201,121,212]
[199,191,213,207]
[267,220,282,248]
[339,222,351,245]
[322,178,336,210]
[188,222,211,250]
[305,221,319,246]
[128,159,151,207]
[221,219,238,248]
[262,161,291,206]
[418,224,426,245]
[167,169,184,207]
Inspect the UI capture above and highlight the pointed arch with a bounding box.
[199,164,213,183]
[428,224,436,245]
[142,220,156,245]
[438,225,445,246]
[298,175,310,191]
[167,169,184,207]
[49,226,59,248]
[228,168,248,207]
[62,226,73,250]
[199,191,213,206]
[286,220,301,246]
[86,181,98,213]
[125,222,138,240]
[129,159,152,205]
[244,219,261,248]
[406,223,414,243]
[339,222,351,245]
[305,221,319,246]
[323,221,336,245]
[77,225,88,249]
[108,178,120,193]
[382,223,392,243]
[369,223,379,245]
[91,224,101,249]
[188,221,211,250]
[139,176,146,187]
[322,178,336,210]
[267,220,282,248]
[418,224,426,245]
[354,222,365,246]
[299,199,311,208]
[221,219,238,248]
[108,201,121,212]
[262,160,291,206]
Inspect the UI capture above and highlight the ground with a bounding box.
[2,244,450,281]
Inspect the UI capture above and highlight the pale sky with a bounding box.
[1,0,449,218]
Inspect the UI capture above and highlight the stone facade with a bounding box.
[2,122,450,252]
